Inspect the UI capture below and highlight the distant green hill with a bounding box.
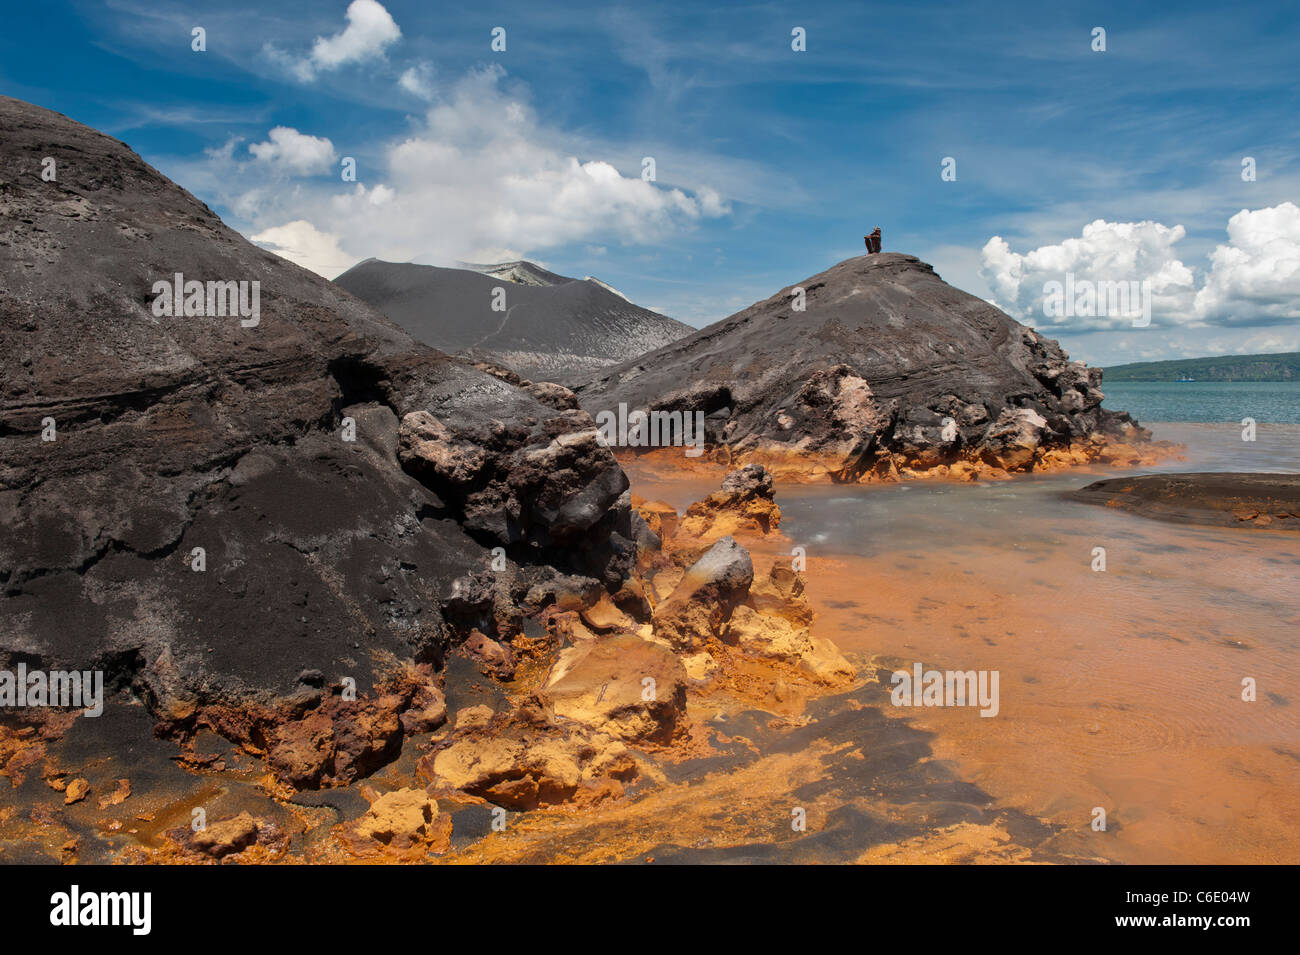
[1103,352,1300,382]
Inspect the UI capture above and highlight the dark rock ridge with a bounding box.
[333,258,692,385]
[0,96,637,775]
[576,253,1148,479]
[1070,473,1300,530]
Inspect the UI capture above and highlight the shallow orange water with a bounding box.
[628,423,1300,864]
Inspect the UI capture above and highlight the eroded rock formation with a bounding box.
[0,96,635,787]
[577,254,1170,481]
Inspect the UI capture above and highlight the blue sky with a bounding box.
[3,0,1298,366]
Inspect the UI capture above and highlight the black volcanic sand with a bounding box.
[1070,472,1300,531]
[334,258,691,383]
[0,674,1105,864]
[434,670,1106,865]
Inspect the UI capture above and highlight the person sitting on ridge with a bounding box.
[864,228,882,254]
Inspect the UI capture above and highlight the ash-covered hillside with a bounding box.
[334,258,691,384]
[0,96,640,776]
[576,253,1148,479]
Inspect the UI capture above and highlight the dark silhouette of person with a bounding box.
[865,228,882,254]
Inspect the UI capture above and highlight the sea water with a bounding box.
[1103,380,1300,425]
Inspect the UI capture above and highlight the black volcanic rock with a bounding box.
[333,258,691,384]
[1070,473,1300,530]
[0,97,632,736]
[576,253,1146,479]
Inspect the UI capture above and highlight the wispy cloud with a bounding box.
[269,0,402,83]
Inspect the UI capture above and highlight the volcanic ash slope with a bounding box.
[333,258,692,385]
[0,95,639,783]
[576,253,1162,481]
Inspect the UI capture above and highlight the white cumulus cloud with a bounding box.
[981,206,1300,333]
[247,127,336,175]
[1194,201,1300,325]
[236,65,729,273]
[980,220,1197,331]
[276,0,402,82]
[251,220,356,279]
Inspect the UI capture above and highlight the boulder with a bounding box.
[679,465,782,538]
[399,684,449,735]
[463,629,516,680]
[724,606,855,685]
[63,778,89,805]
[652,537,754,649]
[747,560,815,628]
[454,705,495,731]
[524,573,604,613]
[721,462,776,498]
[422,697,637,810]
[398,411,488,485]
[191,813,260,858]
[258,688,424,789]
[346,788,451,852]
[543,633,687,742]
[980,407,1049,471]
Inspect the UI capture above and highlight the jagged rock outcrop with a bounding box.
[643,469,855,689]
[333,258,692,384]
[542,632,687,743]
[419,695,638,809]
[0,96,635,784]
[676,462,782,542]
[577,253,1154,480]
[652,537,754,649]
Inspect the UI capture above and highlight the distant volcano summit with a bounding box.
[576,253,1156,480]
[335,258,691,384]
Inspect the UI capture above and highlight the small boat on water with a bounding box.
[1176,374,1196,382]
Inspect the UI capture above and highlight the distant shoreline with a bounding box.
[1100,380,1300,426]
[1102,351,1300,382]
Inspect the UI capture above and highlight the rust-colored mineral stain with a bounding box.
[101,783,225,850]
[797,531,1300,864]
